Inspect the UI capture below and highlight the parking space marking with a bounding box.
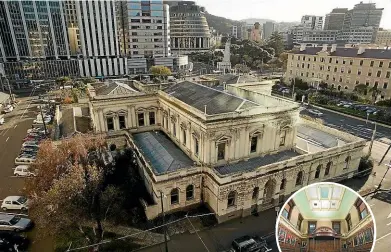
[5,137,9,142]
[14,124,17,129]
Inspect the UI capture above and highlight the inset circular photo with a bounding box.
[276,182,376,252]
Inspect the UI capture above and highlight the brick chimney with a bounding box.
[322,44,328,51]
[300,44,306,52]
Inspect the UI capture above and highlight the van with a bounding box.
[1,196,29,211]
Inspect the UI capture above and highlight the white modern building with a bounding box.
[64,0,127,77]
[263,22,276,41]
[232,25,238,38]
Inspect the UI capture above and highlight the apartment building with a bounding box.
[324,8,348,31]
[285,45,391,99]
[232,25,238,38]
[301,15,323,30]
[263,22,276,41]
[375,30,391,46]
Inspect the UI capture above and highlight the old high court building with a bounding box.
[87,79,365,222]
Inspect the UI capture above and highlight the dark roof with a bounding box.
[163,81,259,115]
[133,131,194,175]
[291,47,391,59]
[214,150,301,176]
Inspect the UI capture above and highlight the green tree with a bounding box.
[56,76,71,89]
[278,53,288,71]
[266,31,284,56]
[150,66,172,80]
[234,64,250,73]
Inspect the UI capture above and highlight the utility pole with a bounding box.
[376,162,391,191]
[160,191,169,252]
[368,122,377,156]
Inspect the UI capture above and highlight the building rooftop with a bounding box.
[291,47,391,59]
[93,81,139,96]
[214,150,301,176]
[296,125,347,152]
[133,131,194,175]
[163,81,259,115]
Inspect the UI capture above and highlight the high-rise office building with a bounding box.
[300,15,323,30]
[64,0,126,77]
[232,25,238,38]
[169,1,211,54]
[263,22,276,41]
[117,0,170,58]
[342,1,383,43]
[324,8,348,30]
[0,0,70,61]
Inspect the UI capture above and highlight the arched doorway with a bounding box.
[263,179,276,205]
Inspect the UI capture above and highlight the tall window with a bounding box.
[250,136,257,153]
[217,142,225,161]
[170,188,179,205]
[194,137,199,156]
[137,113,144,126]
[119,115,126,129]
[355,199,368,220]
[297,214,303,230]
[107,117,114,131]
[281,200,295,220]
[172,123,176,137]
[332,221,341,234]
[182,129,187,145]
[280,178,286,190]
[344,156,351,169]
[186,185,194,200]
[296,171,303,186]
[149,111,155,125]
[315,165,322,179]
[308,221,317,234]
[346,214,352,231]
[227,191,236,207]
[370,61,374,67]
[252,187,259,200]
[377,70,382,77]
[325,162,332,176]
[280,130,287,146]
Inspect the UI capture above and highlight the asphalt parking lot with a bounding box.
[0,94,55,251]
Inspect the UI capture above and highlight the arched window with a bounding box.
[315,165,322,179]
[186,185,194,200]
[227,191,236,207]
[280,178,287,190]
[296,171,303,186]
[170,188,179,205]
[252,187,259,200]
[325,162,332,176]
[338,85,341,91]
[344,156,351,169]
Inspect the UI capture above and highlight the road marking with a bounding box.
[387,222,391,226]
[14,124,17,129]
[376,232,391,241]
[388,213,391,219]
[369,204,375,207]
[5,137,9,142]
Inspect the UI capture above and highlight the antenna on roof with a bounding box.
[204,105,207,115]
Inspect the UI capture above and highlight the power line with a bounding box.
[66,213,215,252]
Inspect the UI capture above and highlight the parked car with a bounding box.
[0,115,4,125]
[14,156,36,165]
[20,146,38,153]
[22,141,39,148]
[231,235,272,252]
[1,196,29,211]
[3,105,13,113]
[13,166,36,177]
[33,116,51,124]
[27,128,45,134]
[343,103,353,108]
[307,109,323,117]
[0,214,33,232]
[0,231,29,251]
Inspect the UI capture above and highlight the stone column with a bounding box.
[113,115,119,130]
[131,106,136,128]
[99,109,105,132]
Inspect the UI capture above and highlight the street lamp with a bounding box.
[159,191,169,252]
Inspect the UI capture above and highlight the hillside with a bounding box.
[205,12,242,35]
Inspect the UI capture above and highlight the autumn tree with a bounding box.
[25,134,128,250]
[150,66,172,80]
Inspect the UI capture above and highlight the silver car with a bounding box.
[0,214,33,232]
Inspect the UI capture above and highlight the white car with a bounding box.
[0,116,4,125]
[22,141,39,148]
[1,196,29,211]
[14,166,36,177]
[3,105,13,113]
[307,109,323,117]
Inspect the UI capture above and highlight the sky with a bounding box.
[192,0,391,29]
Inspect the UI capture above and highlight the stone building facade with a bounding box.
[285,44,391,99]
[89,79,365,223]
